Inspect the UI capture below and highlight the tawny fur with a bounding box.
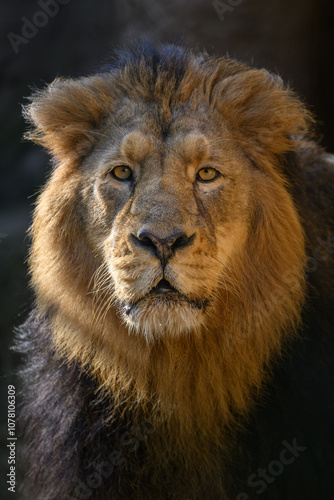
[18,43,333,499]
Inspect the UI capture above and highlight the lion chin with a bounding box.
[119,279,208,339]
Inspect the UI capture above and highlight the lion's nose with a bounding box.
[133,230,195,264]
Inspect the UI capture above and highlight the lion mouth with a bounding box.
[123,278,210,316]
[149,279,179,295]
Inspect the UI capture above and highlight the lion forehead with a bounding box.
[120,131,154,164]
[120,130,211,165]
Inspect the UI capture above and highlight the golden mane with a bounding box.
[24,46,312,489]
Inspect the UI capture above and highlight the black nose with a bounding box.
[133,230,195,264]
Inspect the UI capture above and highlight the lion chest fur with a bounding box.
[17,43,334,500]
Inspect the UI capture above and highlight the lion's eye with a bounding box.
[110,166,133,181]
[196,168,220,182]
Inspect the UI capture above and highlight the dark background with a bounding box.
[1,0,333,498]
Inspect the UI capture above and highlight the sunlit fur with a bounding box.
[23,44,313,496]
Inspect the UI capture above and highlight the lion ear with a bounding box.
[23,76,113,162]
[215,68,313,161]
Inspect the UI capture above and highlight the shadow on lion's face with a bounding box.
[82,106,254,339]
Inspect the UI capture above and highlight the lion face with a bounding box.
[80,104,254,338]
[26,45,309,367]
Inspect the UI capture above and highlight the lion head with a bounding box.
[24,44,311,444]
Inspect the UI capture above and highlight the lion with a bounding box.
[17,42,334,500]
